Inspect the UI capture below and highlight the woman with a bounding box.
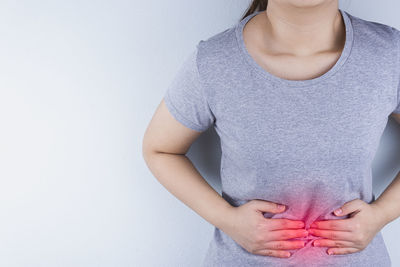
[142,0,400,266]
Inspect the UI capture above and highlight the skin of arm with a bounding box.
[373,113,400,224]
[142,100,235,231]
[372,171,400,225]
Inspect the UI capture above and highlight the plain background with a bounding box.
[1,0,400,266]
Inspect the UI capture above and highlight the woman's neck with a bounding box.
[259,1,344,56]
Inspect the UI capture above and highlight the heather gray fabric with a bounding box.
[163,8,400,266]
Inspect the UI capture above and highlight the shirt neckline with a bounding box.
[235,8,354,88]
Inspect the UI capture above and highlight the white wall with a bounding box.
[0,0,399,266]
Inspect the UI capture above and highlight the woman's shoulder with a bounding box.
[196,22,241,63]
[193,22,247,83]
[346,10,398,43]
[198,24,237,49]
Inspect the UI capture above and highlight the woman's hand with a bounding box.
[308,198,389,255]
[221,200,308,258]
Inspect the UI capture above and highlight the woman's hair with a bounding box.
[241,0,268,20]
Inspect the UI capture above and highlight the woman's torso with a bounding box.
[199,9,396,266]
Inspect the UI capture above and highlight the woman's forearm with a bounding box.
[372,171,400,225]
[143,151,234,230]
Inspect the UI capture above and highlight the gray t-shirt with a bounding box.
[163,8,399,267]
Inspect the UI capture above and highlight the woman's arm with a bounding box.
[142,100,309,258]
[372,171,400,225]
[376,113,400,224]
[142,100,234,230]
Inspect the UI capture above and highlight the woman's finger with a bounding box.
[310,218,353,231]
[267,218,305,230]
[312,238,355,248]
[326,247,359,255]
[253,249,291,258]
[308,228,353,240]
[268,229,309,241]
[263,240,306,250]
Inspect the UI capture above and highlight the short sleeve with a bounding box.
[163,44,215,132]
[392,27,400,114]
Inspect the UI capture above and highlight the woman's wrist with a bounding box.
[216,205,237,232]
[370,200,392,228]
[369,173,400,227]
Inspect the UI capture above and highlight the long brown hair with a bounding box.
[241,0,268,20]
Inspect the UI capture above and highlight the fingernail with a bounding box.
[278,204,286,210]
[313,240,319,246]
[285,252,291,257]
[334,208,342,215]
[327,250,333,255]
